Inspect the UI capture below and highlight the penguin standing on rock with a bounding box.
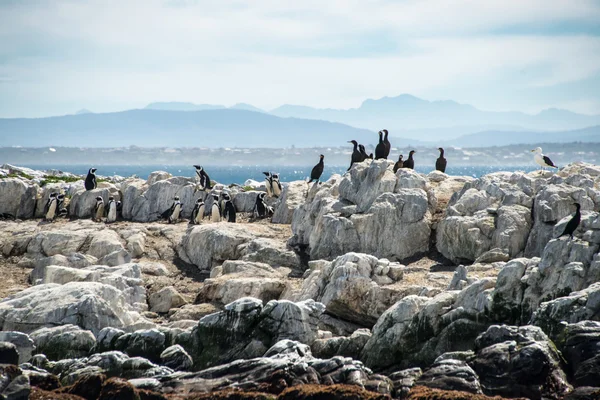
[272,173,282,197]
[93,196,105,222]
[393,155,404,173]
[190,198,205,225]
[194,165,212,191]
[44,193,58,221]
[165,196,182,224]
[253,192,269,219]
[308,154,324,185]
[263,172,273,197]
[85,168,97,191]
[210,194,221,222]
[223,197,236,222]
[57,194,68,218]
[220,193,231,214]
[263,172,282,197]
[403,150,416,169]
[106,196,118,223]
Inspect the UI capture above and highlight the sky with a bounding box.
[1,0,600,118]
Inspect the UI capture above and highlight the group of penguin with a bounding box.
[87,168,121,223]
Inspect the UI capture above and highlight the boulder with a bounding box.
[114,329,166,363]
[160,345,193,371]
[0,364,30,400]
[416,359,482,394]
[0,178,38,219]
[0,342,19,365]
[272,181,309,224]
[0,332,35,364]
[30,324,96,360]
[69,188,113,219]
[233,190,263,213]
[149,286,187,313]
[561,321,600,387]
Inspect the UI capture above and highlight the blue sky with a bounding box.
[1,0,600,118]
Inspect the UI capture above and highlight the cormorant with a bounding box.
[308,154,324,184]
[403,150,416,169]
[531,147,557,173]
[559,203,581,239]
[393,155,404,173]
[382,129,391,158]
[347,140,362,171]
[436,147,447,173]
[375,131,386,159]
[358,145,369,162]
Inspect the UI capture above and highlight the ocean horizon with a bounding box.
[20,164,541,185]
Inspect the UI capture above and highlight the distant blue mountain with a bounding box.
[145,102,225,111]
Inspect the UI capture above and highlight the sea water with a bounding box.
[23,164,539,185]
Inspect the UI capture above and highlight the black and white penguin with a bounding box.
[393,155,404,173]
[210,194,221,222]
[93,196,105,222]
[308,154,325,184]
[436,147,447,173]
[44,192,58,221]
[253,192,269,218]
[106,196,118,223]
[403,150,416,169]
[272,173,282,197]
[375,131,386,160]
[347,140,362,171]
[194,165,212,191]
[166,196,183,224]
[220,192,231,214]
[190,198,205,225]
[84,168,97,191]
[531,147,558,173]
[358,145,369,162]
[223,198,236,223]
[559,203,581,240]
[382,129,391,158]
[263,172,273,197]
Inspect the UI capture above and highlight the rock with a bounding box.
[469,324,571,399]
[416,359,482,394]
[27,229,89,258]
[114,329,166,363]
[272,181,309,224]
[239,238,299,269]
[474,248,510,264]
[160,345,193,371]
[295,253,407,326]
[149,286,187,313]
[0,366,30,400]
[147,171,172,185]
[311,329,371,359]
[94,327,126,353]
[30,324,96,361]
[0,282,153,336]
[168,303,218,322]
[139,262,169,276]
[0,342,19,365]
[561,321,600,387]
[69,188,113,219]
[0,178,38,219]
[98,249,132,266]
[0,332,35,363]
[126,233,146,258]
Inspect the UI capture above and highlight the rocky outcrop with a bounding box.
[0,331,35,364]
[0,178,38,219]
[272,181,309,224]
[69,187,116,219]
[561,321,600,387]
[30,324,96,361]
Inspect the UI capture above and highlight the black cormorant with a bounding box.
[375,131,386,159]
[403,150,416,169]
[359,144,369,162]
[559,203,581,239]
[393,155,404,173]
[347,140,362,170]
[308,154,325,184]
[436,147,447,173]
[383,129,391,158]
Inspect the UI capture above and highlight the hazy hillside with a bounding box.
[0,109,374,147]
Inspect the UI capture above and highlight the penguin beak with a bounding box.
[530,149,535,152]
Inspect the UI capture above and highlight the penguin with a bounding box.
[358,145,369,162]
[44,192,58,221]
[190,198,205,225]
[166,196,183,224]
[93,196,105,222]
[223,198,236,223]
[436,147,447,173]
[84,168,97,191]
[403,150,416,169]
[210,194,221,222]
[253,192,269,218]
[382,129,391,158]
[263,172,274,197]
[194,165,212,191]
[272,173,282,197]
[393,155,404,173]
[220,192,231,215]
[106,196,118,223]
[308,154,325,184]
[347,140,362,171]
[375,131,386,159]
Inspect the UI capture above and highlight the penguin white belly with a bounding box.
[194,205,204,224]
[107,205,117,222]
[46,201,57,220]
[273,183,281,197]
[95,204,105,221]
[211,204,221,222]
[171,204,181,222]
[265,180,272,197]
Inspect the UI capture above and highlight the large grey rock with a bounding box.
[232,190,263,213]
[561,321,600,387]
[272,180,308,224]
[416,359,482,394]
[69,188,113,218]
[160,344,193,371]
[149,286,187,313]
[295,253,407,326]
[0,178,38,219]
[0,342,19,365]
[0,332,35,363]
[114,329,166,362]
[0,282,154,336]
[127,177,197,222]
[30,324,96,360]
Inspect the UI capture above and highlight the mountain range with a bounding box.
[1,94,599,148]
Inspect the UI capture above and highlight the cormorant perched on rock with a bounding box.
[308,154,324,184]
[403,150,416,169]
[358,145,369,162]
[382,129,391,158]
[393,155,404,173]
[436,147,447,173]
[347,140,362,171]
[559,203,581,239]
[84,168,97,191]
[375,131,386,160]
[531,147,557,173]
